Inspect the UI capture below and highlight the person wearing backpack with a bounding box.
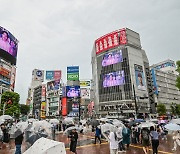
[140,127,150,154]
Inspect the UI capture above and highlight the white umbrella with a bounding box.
[63,126,81,135]
[0,119,5,125]
[63,117,74,125]
[138,122,155,128]
[99,118,109,122]
[113,121,124,127]
[80,119,86,125]
[101,123,117,133]
[165,123,180,131]
[23,137,66,154]
[49,119,59,125]
[0,115,12,121]
[170,119,180,125]
[27,118,37,123]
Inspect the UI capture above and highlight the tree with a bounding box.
[176,60,180,90]
[0,91,20,118]
[157,103,167,116]
[20,104,30,115]
[175,104,180,115]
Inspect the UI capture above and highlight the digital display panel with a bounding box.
[66,86,80,97]
[102,49,122,66]
[103,70,125,87]
[0,26,18,57]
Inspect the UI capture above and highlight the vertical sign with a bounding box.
[10,66,16,91]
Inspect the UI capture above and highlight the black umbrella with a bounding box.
[90,120,100,126]
[26,133,48,145]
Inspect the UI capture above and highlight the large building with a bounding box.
[91,28,155,118]
[150,59,180,110]
[0,26,18,94]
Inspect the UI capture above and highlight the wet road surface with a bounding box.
[0,132,179,154]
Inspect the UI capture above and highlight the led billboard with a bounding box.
[134,64,146,91]
[81,88,90,99]
[102,49,123,67]
[0,26,18,64]
[66,86,80,98]
[103,70,125,87]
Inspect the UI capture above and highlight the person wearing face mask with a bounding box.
[0,31,10,52]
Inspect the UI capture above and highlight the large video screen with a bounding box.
[66,86,80,97]
[47,80,60,91]
[103,70,125,87]
[0,26,18,57]
[102,49,123,67]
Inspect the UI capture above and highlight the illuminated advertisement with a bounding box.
[67,66,79,81]
[0,26,18,57]
[47,80,60,91]
[95,31,119,54]
[151,68,158,95]
[61,97,67,116]
[66,86,80,98]
[10,66,16,91]
[102,49,123,67]
[46,70,61,80]
[103,70,125,87]
[81,88,90,99]
[41,102,46,118]
[0,67,11,78]
[134,64,146,91]
[80,80,91,87]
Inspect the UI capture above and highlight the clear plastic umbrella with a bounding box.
[170,119,180,125]
[63,117,74,125]
[138,122,155,128]
[63,126,81,136]
[165,123,180,131]
[0,115,12,121]
[49,119,59,125]
[101,123,117,133]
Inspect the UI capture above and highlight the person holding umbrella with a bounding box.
[150,126,159,154]
[14,129,24,154]
[140,127,150,154]
[69,128,78,154]
[172,131,180,151]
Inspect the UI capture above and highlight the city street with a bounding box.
[1,132,179,154]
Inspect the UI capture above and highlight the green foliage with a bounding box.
[0,91,20,118]
[157,103,167,116]
[20,104,30,115]
[175,104,180,115]
[176,60,180,90]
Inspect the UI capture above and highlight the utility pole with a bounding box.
[133,84,138,119]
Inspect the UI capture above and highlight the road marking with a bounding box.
[66,142,173,154]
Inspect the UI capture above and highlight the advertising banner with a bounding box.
[41,84,46,101]
[80,80,91,87]
[95,31,119,54]
[67,66,79,81]
[47,80,60,91]
[41,102,46,118]
[32,69,44,82]
[46,70,61,80]
[151,68,158,95]
[134,64,146,91]
[81,88,90,99]
[66,86,80,98]
[0,67,11,78]
[120,29,127,45]
[61,97,67,116]
[0,26,18,57]
[46,71,54,80]
[10,66,16,91]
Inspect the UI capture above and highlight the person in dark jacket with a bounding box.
[95,126,101,144]
[0,123,10,149]
[15,129,24,154]
[69,129,78,154]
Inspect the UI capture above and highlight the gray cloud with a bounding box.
[0,0,179,104]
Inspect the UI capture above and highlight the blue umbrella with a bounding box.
[165,123,180,131]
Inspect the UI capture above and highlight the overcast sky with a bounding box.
[1,0,180,104]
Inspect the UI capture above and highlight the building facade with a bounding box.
[91,28,155,118]
[151,59,180,110]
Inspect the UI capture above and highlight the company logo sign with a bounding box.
[67,66,79,81]
[80,80,91,87]
[95,28,127,54]
[46,70,61,80]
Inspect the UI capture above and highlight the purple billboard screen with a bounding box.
[103,70,125,87]
[66,86,80,97]
[102,49,123,67]
[0,26,18,58]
